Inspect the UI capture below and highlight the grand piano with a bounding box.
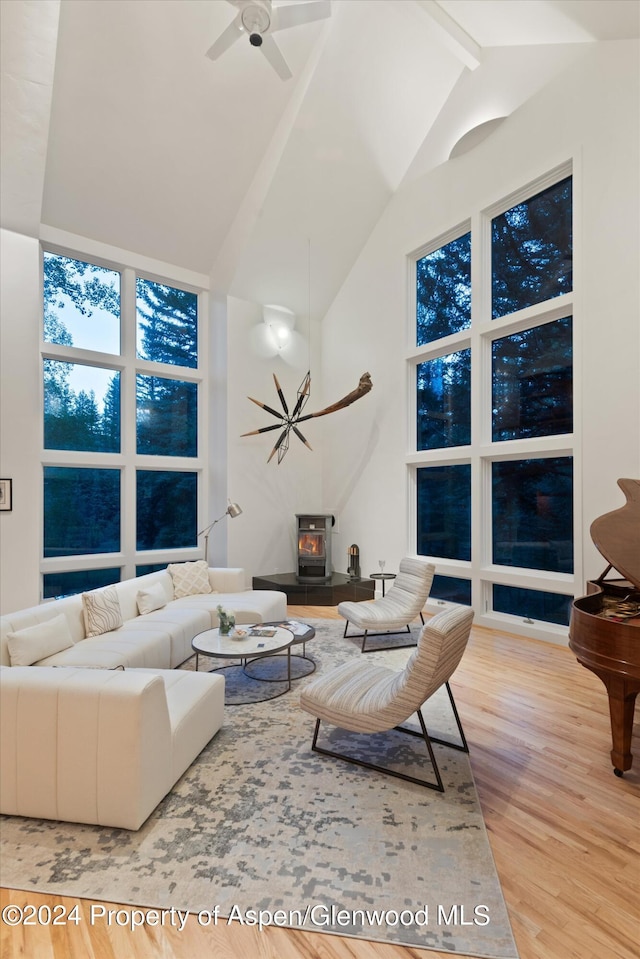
[569,478,640,776]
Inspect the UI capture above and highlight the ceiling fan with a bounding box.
[205,0,332,80]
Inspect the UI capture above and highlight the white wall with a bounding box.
[320,42,640,621]
[0,229,43,612]
[226,295,324,582]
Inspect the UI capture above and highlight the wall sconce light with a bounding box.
[263,304,296,352]
[250,303,307,365]
[448,116,507,160]
[198,501,243,563]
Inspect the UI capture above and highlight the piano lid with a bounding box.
[590,478,640,591]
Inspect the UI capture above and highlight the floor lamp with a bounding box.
[198,502,242,564]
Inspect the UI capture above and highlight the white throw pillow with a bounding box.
[82,587,123,637]
[167,560,212,598]
[136,582,167,615]
[7,614,74,666]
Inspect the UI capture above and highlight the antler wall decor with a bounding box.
[242,371,373,463]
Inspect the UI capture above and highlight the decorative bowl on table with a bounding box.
[230,627,249,640]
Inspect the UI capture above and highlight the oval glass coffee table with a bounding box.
[192,626,294,705]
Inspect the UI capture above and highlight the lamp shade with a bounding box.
[198,502,243,562]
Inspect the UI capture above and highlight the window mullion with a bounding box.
[120,268,137,574]
[120,268,137,362]
[470,208,487,597]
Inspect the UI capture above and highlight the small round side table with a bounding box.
[369,572,396,597]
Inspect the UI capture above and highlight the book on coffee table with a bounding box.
[249,627,277,637]
[277,620,308,636]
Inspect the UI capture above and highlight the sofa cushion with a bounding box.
[37,627,172,670]
[173,590,287,627]
[137,582,167,615]
[123,607,210,667]
[114,571,173,622]
[6,614,74,667]
[167,560,212,598]
[82,587,123,637]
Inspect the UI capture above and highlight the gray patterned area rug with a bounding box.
[0,619,518,958]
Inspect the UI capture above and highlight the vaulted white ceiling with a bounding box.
[2,0,638,321]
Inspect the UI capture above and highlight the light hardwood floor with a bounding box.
[2,605,638,959]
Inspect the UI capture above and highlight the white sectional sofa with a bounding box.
[0,563,287,829]
[0,564,287,670]
[0,665,225,830]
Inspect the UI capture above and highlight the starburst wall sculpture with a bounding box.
[242,371,373,463]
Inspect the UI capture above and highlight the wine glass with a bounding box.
[378,560,386,575]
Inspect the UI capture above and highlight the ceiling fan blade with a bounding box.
[205,18,243,60]
[260,35,292,80]
[272,0,331,32]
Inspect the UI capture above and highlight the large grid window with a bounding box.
[42,251,205,599]
[411,169,575,634]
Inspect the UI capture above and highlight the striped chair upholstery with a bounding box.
[300,605,474,791]
[338,557,435,651]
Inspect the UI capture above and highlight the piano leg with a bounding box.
[604,676,638,775]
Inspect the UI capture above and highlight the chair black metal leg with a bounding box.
[416,708,444,791]
[344,620,417,653]
[309,684,468,791]
[343,612,425,651]
[311,717,321,748]
[360,623,414,653]
[435,681,469,753]
[398,683,468,753]
[311,709,446,791]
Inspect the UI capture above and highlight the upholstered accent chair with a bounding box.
[338,557,435,652]
[300,605,474,792]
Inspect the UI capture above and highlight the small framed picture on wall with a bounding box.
[0,479,12,511]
